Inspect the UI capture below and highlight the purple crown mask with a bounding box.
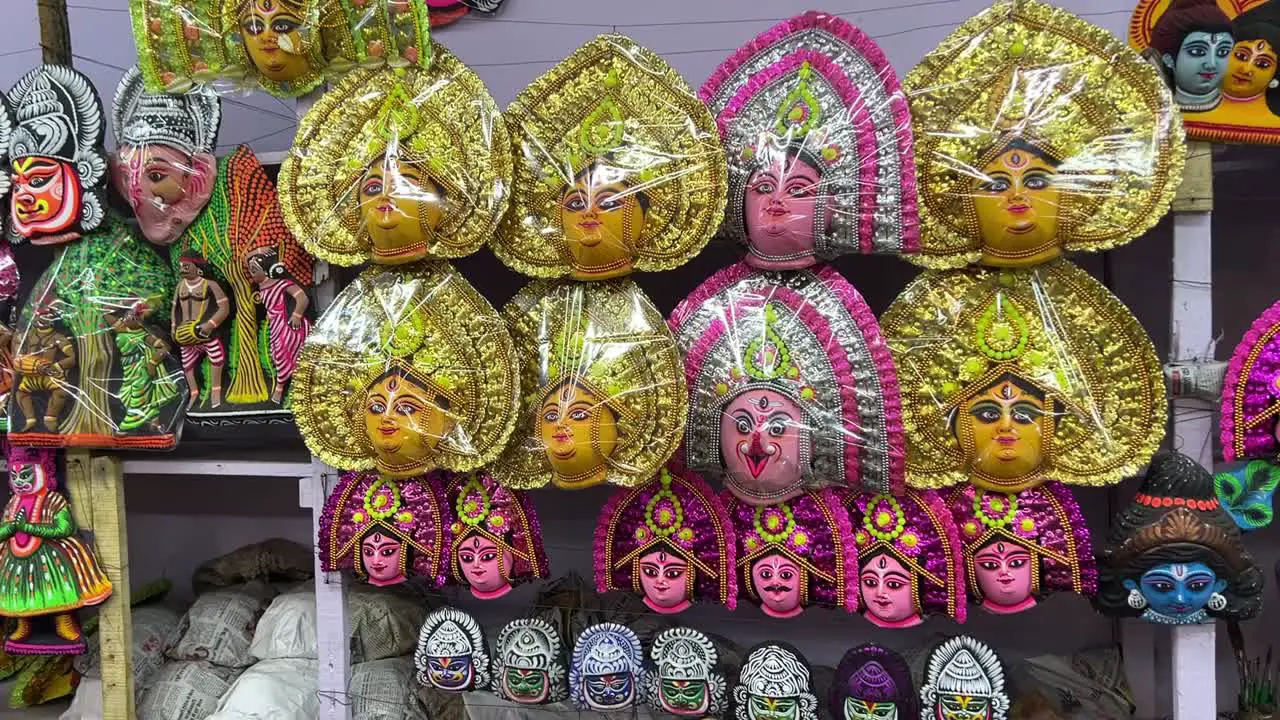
[444,470,548,600]
[830,643,917,719]
[1223,298,1280,463]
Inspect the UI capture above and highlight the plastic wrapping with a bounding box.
[698,11,918,268]
[918,636,1009,720]
[5,65,108,246]
[9,221,186,449]
[831,644,917,720]
[733,643,818,720]
[670,261,904,504]
[279,41,509,267]
[129,0,430,97]
[292,260,518,477]
[643,627,728,718]
[1131,0,1280,143]
[880,260,1166,493]
[491,278,685,490]
[904,0,1184,269]
[415,606,489,692]
[493,34,727,281]
[442,470,548,600]
[569,622,644,711]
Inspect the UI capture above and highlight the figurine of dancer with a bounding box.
[171,253,230,408]
[245,247,310,404]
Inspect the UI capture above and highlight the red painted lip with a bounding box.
[378,427,397,436]
[377,202,395,213]
[553,431,571,443]
[764,206,789,216]
[1007,203,1030,214]
[996,436,1017,446]
[1232,73,1252,83]
[1199,72,1217,80]
[579,220,602,229]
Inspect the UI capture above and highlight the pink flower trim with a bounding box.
[1221,298,1280,462]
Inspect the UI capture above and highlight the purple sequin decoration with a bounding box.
[0,244,18,303]
[947,482,1098,601]
[594,467,737,609]
[443,470,549,588]
[1222,298,1280,462]
[318,470,450,588]
[725,487,858,612]
[830,643,916,718]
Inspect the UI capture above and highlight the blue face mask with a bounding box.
[1167,31,1234,96]
[427,656,475,690]
[1126,562,1226,621]
[584,672,634,709]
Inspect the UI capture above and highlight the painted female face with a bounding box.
[845,698,898,720]
[935,695,990,720]
[112,145,215,246]
[638,549,691,613]
[585,672,635,709]
[360,531,406,586]
[426,655,474,690]
[742,154,823,269]
[748,694,800,720]
[860,553,921,627]
[504,668,549,704]
[721,390,806,503]
[1126,561,1226,619]
[239,0,311,82]
[359,160,444,264]
[973,540,1035,612]
[457,534,513,596]
[559,166,645,280]
[752,554,803,618]
[364,373,449,473]
[972,148,1061,264]
[959,380,1045,483]
[1168,31,1234,96]
[661,679,710,716]
[1224,39,1278,99]
[10,157,80,242]
[538,381,619,486]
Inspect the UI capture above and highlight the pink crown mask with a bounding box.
[948,483,1097,616]
[594,467,737,614]
[837,489,966,628]
[699,11,918,269]
[670,263,905,505]
[445,471,548,600]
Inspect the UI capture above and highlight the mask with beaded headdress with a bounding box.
[442,470,547,600]
[904,0,1183,270]
[670,262,904,505]
[292,261,518,478]
[493,34,727,281]
[699,11,918,269]
[279,41,508,266]
[594,467,736,615]
[492,278,686,490]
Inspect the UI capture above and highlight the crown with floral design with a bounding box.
[711,303,816,403]
[445,470,548,587]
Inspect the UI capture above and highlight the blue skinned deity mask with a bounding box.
[1165,31,1233,99]
[427,655,475,690]
[585,672,634,709]
[1125,561,1226,624]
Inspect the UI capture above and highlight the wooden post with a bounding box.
[300,460,351,720]
[65,451,134,720]
[36,0,72,65]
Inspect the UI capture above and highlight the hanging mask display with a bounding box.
[1222,297,1280,492]
[569,622,645,711]
[443,471,548,600]
[493,34,727,281]
[6,65,107,246]
[644,627,728,718]
[279,41,508,267]
[830,644,917,720]
[947,483,1096,615]
[726,488,857,618]
[670,262,904,504]
[415,607,490,692]
[0,446,112,655]
[317,470,448,588]
[698,11,918,268]
[492,618,568,705]
[110,66,222,248]
[1095,451,1264,625]
[919,636,1010,720]
[734,642,818,720]
[834,489,965,628]
[491,279,685,490]
[0,94,17,431]
[292,261,518,478]
[595,467,736,614]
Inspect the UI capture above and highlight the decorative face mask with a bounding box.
[920,636,1009,720]
[734,643,818,720]
[881,262,1165,493]
[727,489,857,618]
[293,262,518,478]
[699,12,918,268]
[644,627,727,717]
[318,470,448,588]
[830,644,916,720]
[1128,0,1234,113]
[6,65,107,246]
[443,471,547,599]
[905,0,1182,268]
[493,279,685,490]
[570,623,644,711]
[415,607,489,692]
[671,262,905,504]
[836,489,965,627]
[595,467,736,614]
[494,34,726,281]
[492,618,567,705]
[1096,452,1264,625]
[280,42,507,267]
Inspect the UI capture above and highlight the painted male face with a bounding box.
[752,553,803,617]
[584,672,635,709]
[1126,561,1226,619]
[845,698,898,720]
[660,678,710,715]
[1167,31,1233,96]
[426,655,474,691]
[721,390,805,503]
[503,668,549,704]
[10,156,81,243]
[935,694,991,720]
[748,694,800,720]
